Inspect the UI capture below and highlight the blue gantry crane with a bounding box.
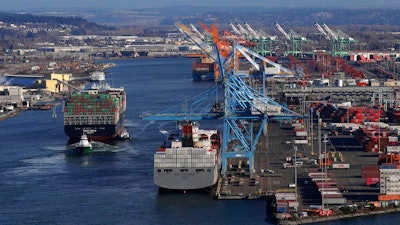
[218,44,301,175]
[141,43,302,176]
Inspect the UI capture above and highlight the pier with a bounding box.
[215,122,383,203]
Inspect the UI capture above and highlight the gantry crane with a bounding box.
[175,22,218,62]
[175,22,231,82]
[229,23,279,56]
[219,44,301,175]
[141,43,301,176]
[314,22,358,57]
[274,23,310,56]
[229,22,242,36]
[244,22,260,39]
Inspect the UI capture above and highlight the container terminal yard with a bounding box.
[140,21,400,224]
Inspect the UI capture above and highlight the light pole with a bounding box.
[317,110,322,168]
[294,145,298,199]
[322,134,328,210]
[310,108,315,155]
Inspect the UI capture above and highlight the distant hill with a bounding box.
[20,7,400,29]
[0,12,114,35]
[156,7,400,27]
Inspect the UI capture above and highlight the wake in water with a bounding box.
[134,120,158,137]
[65,141,123,153]
[124,119,136,128]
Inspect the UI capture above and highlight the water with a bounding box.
[1,58,400,224]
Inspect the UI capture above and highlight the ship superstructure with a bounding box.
[154,121,221,190]
[64,85,126,141]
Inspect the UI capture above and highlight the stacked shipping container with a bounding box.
[308,170,347,205]
[64,90,125,125]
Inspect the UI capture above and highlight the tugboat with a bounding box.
[119,128,131,140]
[76,133,93,154]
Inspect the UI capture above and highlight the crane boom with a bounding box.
[315,22,330,40]
[336,29,355,41]
[236,23,249,37]
[189,23,205,40]
[235,44,295,75]
[321,23,338,40]
[274,23,290,40]
[244,22,259,39]
[229,22,241,35]
[174,22,218,62]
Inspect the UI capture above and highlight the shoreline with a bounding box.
[276,207,400,225]
[0,109,21,122]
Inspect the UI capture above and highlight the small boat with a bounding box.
[119,128,131,140]
[76,133,93,154]
[90,71,105,81]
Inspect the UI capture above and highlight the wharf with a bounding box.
[214,120,394,223]
[216,122,311,200]
[216,121,380,202]
[277,207,400,225]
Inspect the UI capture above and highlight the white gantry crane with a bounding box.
[314,22,358,56]
[275,22,310,56]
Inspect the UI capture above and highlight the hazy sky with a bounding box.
[2,0,400,11]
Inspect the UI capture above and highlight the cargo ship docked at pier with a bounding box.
[64,84,127,141]
[154,121,221,190]
[192,59,215,81]
[184,53,216,81]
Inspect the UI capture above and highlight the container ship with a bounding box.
[191,57,215,81]
[64,84,127,141]
[154,121,221,190]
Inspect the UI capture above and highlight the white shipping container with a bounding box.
[294,139,308,144]
[288,201,299,208]
[171,141,182,148]
[292,123,303,128]
[387,146,400,153]
[266,105,282,114]
[312,178,332,182]
[318,188,339,192]
[276,196,297,201]
[331,163,350,169]
[320,191,341,195]
[324,198,347,204]
[296,131,308,137]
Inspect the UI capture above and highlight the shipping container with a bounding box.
[331,163,350,169]
[366,177,380,186]
[324,197,347,204]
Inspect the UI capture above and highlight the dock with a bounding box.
[216,122,384,199]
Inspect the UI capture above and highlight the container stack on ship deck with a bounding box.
[64,86,126,141]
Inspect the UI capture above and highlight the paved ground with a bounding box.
[217,121,381,208]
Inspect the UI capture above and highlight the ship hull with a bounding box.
[154,163,220,190]
[192,72,215,81]
[192,60,215,81]
[65,122,124,141]
[76,146,92,154]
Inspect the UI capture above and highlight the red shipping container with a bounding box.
[366,177,380,186]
